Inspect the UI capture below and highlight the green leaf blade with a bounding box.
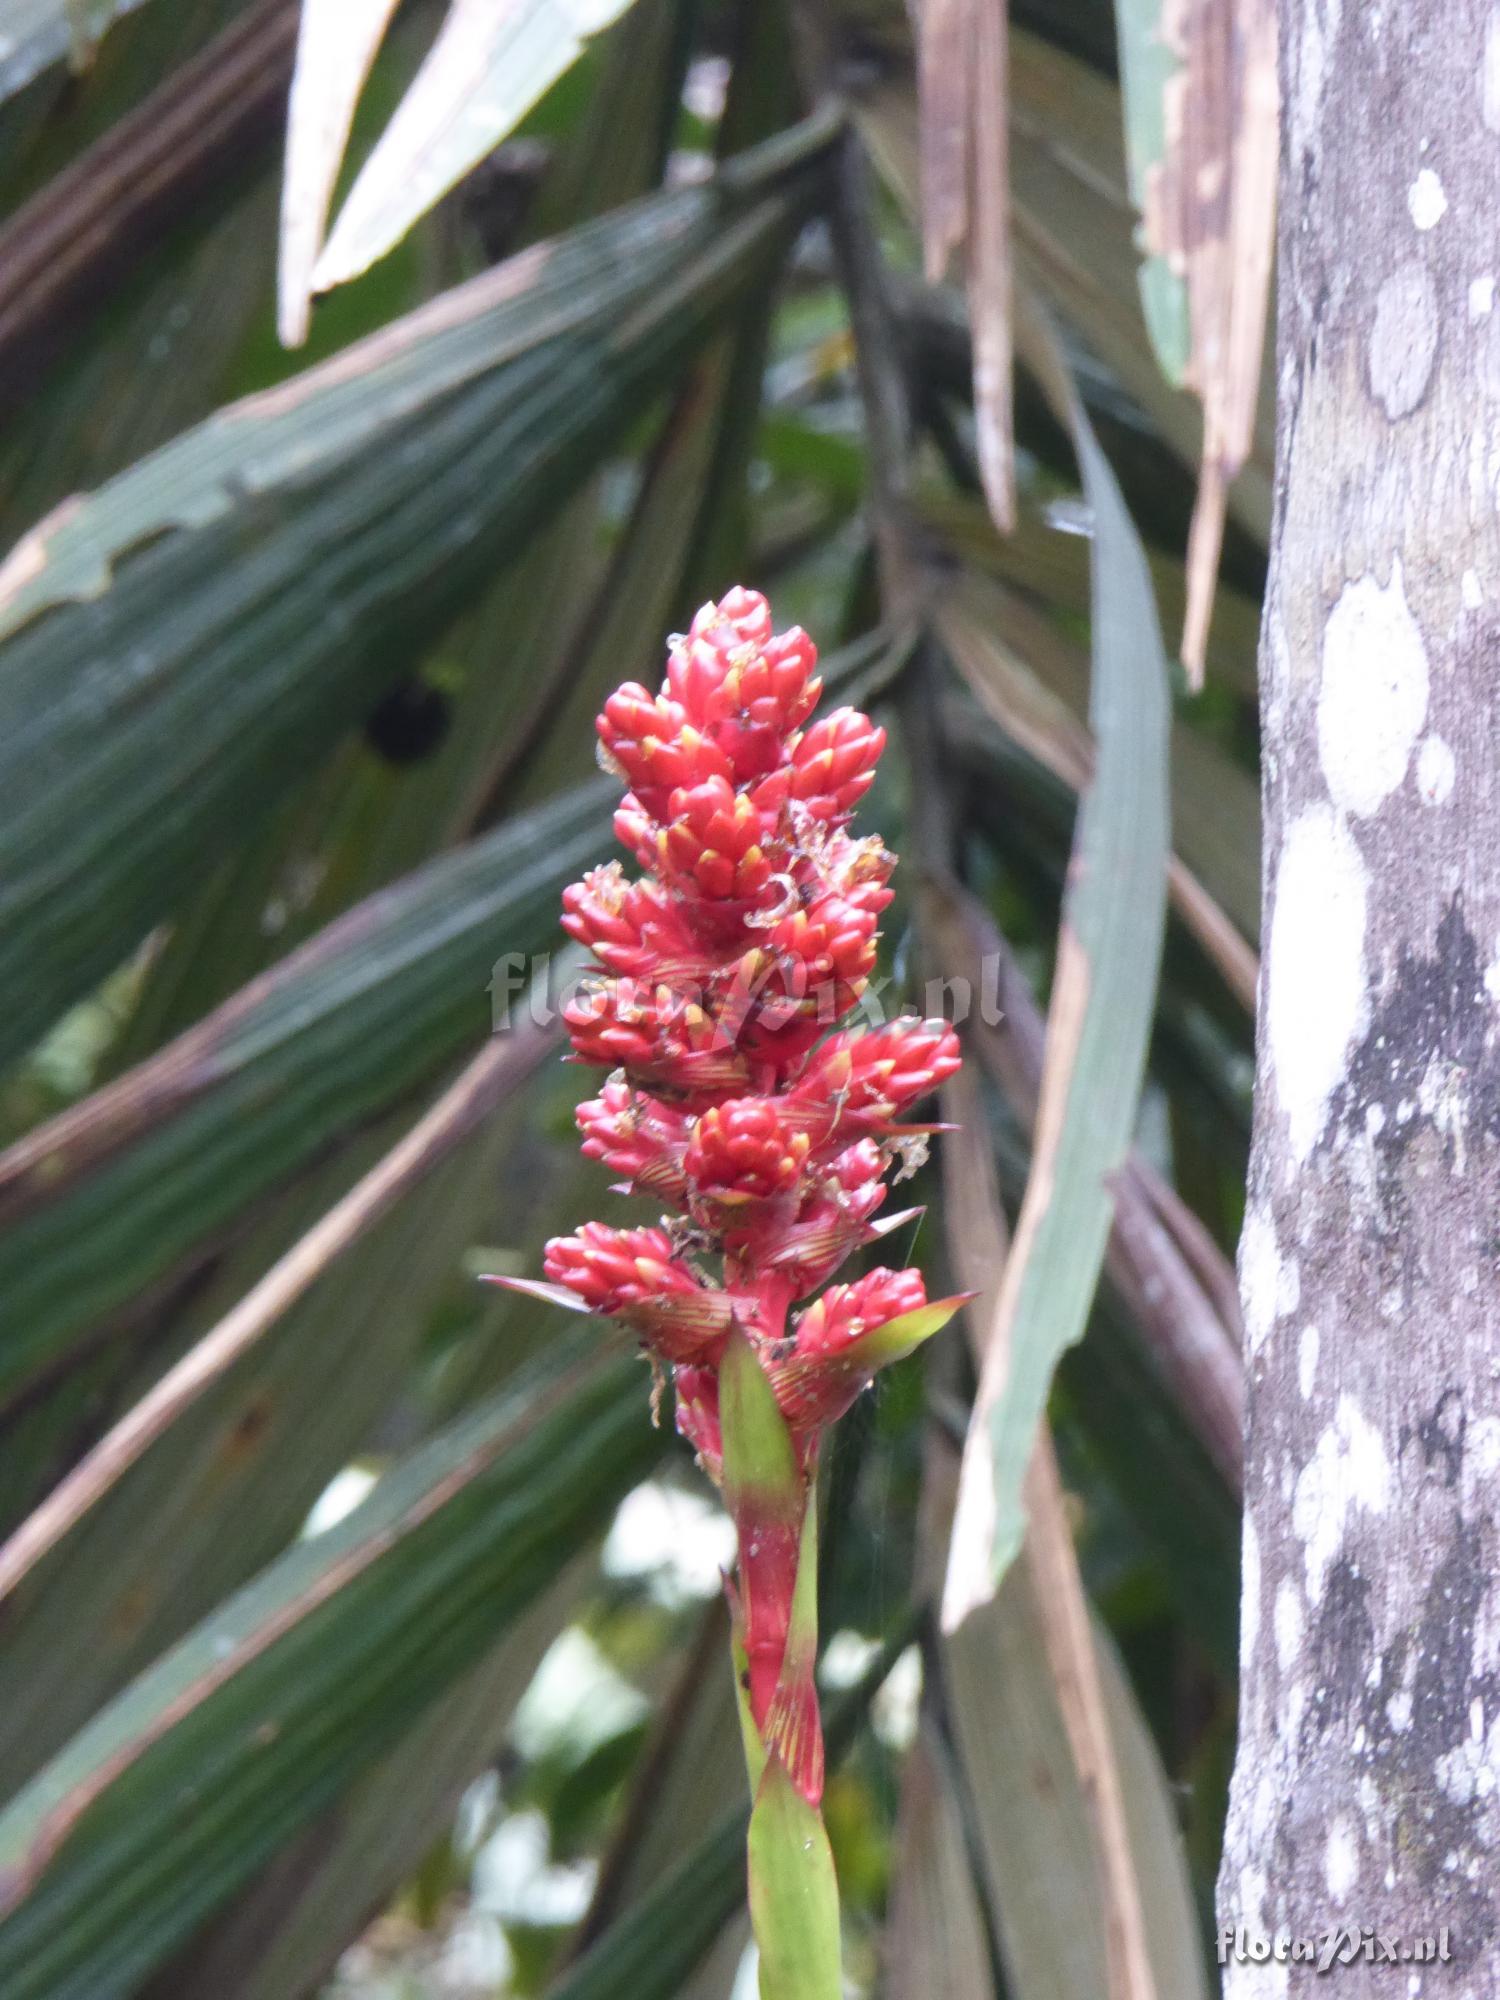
[746,1756,842,2000]
[312,0,647,298]
[944,323,1173,1616]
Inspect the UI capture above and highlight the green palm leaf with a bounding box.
[0,1341,661,2000]
[0,113,832,1069]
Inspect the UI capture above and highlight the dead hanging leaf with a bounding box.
[1121,0,1278,683]
[918,0,1015,530]
[968,0,1015,532]
[930,1103,1178,2000]
[918,0,969,280]
[924,873,1245,1492]
[883,1723,998,2000]
[1023,1437,1161,2000]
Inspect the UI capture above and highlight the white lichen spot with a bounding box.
[1435,1710,1500,1806]
[1291,0,1339,155]
[1224,1861,1290,2000]
[1241,1512,1262,1669]
[1388,1687,1414,1733]
[1418,1056,1471,1169]
[1268,807,1371,1162]
[1224,1958,1290,2000]
[1264,602,1294,742]
[1470,278,1497,324]
[1292,1396,1393,1605]
[1462,565,1485,607]
[1369,261,1440,418]
[1416,733,1456,804]
[1407,167,1448,229]
[1318,563,1431,815]
[1240,1208,1300,1354]
[1274,1578,1305,1669]
[1326,1819,1359,1900]
[1485,9,1500,131]
[1468,1416,1500,1483]
[1299,1322,1321,1399]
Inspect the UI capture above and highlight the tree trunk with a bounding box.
[1220,3,1500,1991]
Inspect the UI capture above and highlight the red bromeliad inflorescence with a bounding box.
[506,588,961,1803]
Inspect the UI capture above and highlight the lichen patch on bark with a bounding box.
[1368,260,1440,419]
[1267,805,1370,1163]
[1317,562,1430,814]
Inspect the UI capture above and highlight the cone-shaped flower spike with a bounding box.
[488,591,968,2000]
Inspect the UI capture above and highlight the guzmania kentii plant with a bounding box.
[494,588,966,1995]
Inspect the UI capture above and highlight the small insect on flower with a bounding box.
[486,589,969,1828]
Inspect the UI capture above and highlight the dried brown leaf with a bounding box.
[1145,0,1278,680]
[967,0,1016,530]
[883,1723,997,2000]
[916,0,1015,529]
[916,0,970,279]
[924,873,1244,1490]
[936,1074,1160,2000]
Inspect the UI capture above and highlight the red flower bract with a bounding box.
[542,1222,734,1366]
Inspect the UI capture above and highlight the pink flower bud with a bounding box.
[679,1104,812,1273]
[597,686,733,818]
[787,707,886,821]
[563,977,753,1096]
[786,1017,962,1140]
[543,1223,732,1366]
[766,1267,929,1430]
[658,776,777,903]
[575,1079,690,1199]
[563,871,713,987]
[792,1267,927,1356]
[673,1363,723,1478]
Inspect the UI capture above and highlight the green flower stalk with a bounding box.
[495,589,964,1995]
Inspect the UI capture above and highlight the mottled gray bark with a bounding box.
[1220,3,1500,1992]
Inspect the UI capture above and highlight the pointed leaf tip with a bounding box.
[479,1274,591,1313]
[865,1204,926,1238]
[839,1291,976,1372]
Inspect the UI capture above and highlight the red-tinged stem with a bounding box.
[727,1263,797,1342]
[720,1329,828,1807]
[760,1459,827,1806]
[737,1468,810,1731]
[733,1464,826,1809]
